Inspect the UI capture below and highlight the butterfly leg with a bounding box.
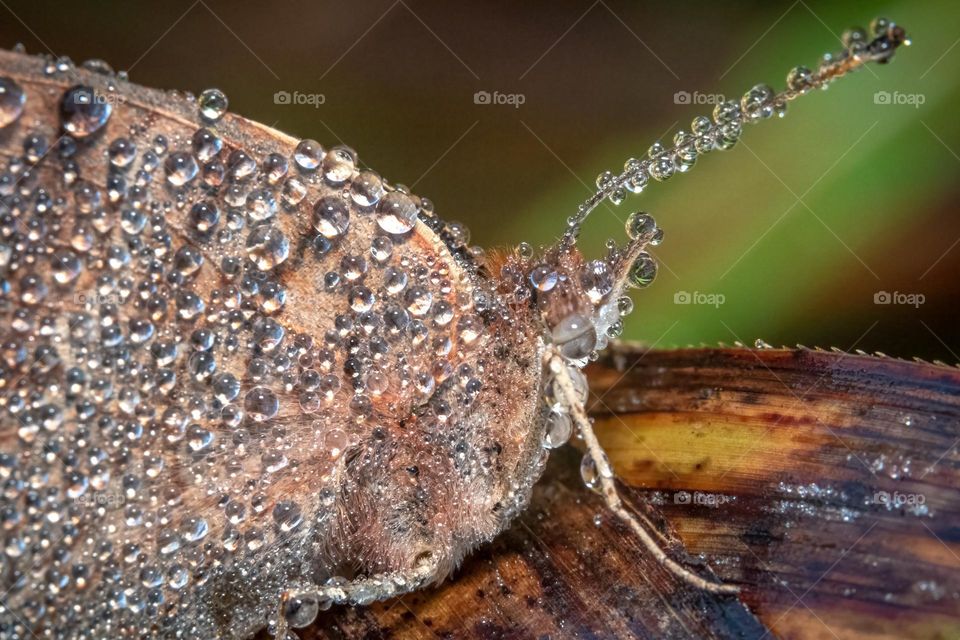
[547,349,740,595]
[271,555,439,637]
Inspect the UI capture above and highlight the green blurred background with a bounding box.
[2,0,957,360]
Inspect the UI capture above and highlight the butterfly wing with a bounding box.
[0,48,535,638]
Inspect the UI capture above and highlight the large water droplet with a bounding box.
[625,211,657,241]
[529,264,558,292]
[244,387,279,422]
[245,188,277,222]
[544,407,573,449]
[628,252,658,288]
[108,137,137,167]
[198,88,228,122]
[284,590,322,628]
[313,196,350,239]
[60,85,111,138]
[580,453,601,492]
[580,260,613,304]
[164,152,199,187]
[376,191,417,234]
[552,313,597,360]
[191,127,222,162]
[272,500,303,533]
[322,146,357,183]
[741,83,775,121]
[246,226,289,271]
[51,249,82,284]
[350,171,384,207]
[0,77,25,128]
[294,139,323,171]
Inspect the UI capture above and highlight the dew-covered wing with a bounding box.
[0,49,486,637]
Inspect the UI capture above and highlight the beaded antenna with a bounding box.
[0,16,907,640]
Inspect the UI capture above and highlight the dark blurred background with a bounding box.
[2,0,958,361]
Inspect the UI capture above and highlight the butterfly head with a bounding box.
[504,211,660,363]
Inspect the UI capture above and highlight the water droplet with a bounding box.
[245,226,289,271]
[580,260,613,304]
[284,590,322,628]
[625,211,657,241]
[544,407,573,449]
[164,152,199,187]
[322,146,357,183]
[191,127,222,162]
[227,149,256,181]
[457,314,482,345]
[294,139,323,171]
[188,201,220,238]
[351,171,384,207]
[313,196,350,239]
[529,264,558,292]
[648,154,675,181]
[263,152,288,185]
[596,170,615,190]
[787,65,814,92]
[628,252,657,288]
[272,500,303,533]
[552,314,597,360]
[405,286,433,317]
[0,76,26,128]
[281,177,307,207]
[712,100,741,125]
[580,453,602,492]
[60,85,111,137]
[384,267,408,294]
[620,170,645,196]
[370,236,393,263]
[376,191,417,234]
[51,250,82,284]
[607,187,626,205]
[198,88,228,122]
[741,84,775,121]
[108,137,136,167]
[244,387,279,422]
[245,188,277,222]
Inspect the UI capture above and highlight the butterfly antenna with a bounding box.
[560,16,909,248]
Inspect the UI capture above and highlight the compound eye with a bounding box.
[551,313,597,360]
[412,549,434,568]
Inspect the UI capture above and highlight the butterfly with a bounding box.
[0,17,919,640]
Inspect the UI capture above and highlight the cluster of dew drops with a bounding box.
[535,28,849,490]
[581,19,900,215]
[0,51,520,635]
[548,16,906,502]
